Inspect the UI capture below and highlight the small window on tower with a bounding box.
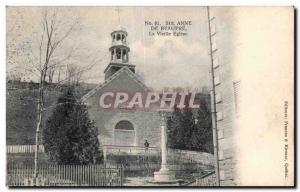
[117,34,121,40]
[124,51,127,61]
[116,49,121,59]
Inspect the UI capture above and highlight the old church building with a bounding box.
[82,26,161,148]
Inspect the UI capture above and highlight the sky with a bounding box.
[6,6,211,90]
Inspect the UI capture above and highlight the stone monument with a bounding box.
[153,111,179,184]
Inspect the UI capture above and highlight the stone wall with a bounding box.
[167,149,215,167]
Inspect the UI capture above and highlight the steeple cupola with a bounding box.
[104,25,136,80]
[109,26,130,64]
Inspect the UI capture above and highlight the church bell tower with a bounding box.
[104,25,136,80]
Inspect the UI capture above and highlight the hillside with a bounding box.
[6,81,210,146]
[6,82,96,145]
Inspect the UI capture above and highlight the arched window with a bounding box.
[115,120,134,130]
[114,120,135,146]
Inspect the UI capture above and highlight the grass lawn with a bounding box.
[7,153,50,165]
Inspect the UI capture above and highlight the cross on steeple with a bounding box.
[115,6,122,26]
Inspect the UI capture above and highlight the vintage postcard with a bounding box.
[6,6,294,187]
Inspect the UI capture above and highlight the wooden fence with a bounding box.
[7,145,45,154]
[7,163,123,187]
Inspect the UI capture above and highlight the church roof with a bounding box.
[111,24,128,35]
[81,66,150,102]
[103,63,135,74]
[115,24,126,32]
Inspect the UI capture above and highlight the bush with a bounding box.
[43,87,103,164]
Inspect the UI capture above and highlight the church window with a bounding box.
[115,120,134,130]
[114,120,135,146]
[116,48,121,59]
[124,52,127,61]
[123,50,127,60]
[117,34,121,40]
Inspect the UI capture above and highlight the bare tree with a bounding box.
[7,8,106,183]
[64,55,101,85]
[66,63,79,85]
[32,8,80,184]
[6,70,23,83]
[47,65,56,83]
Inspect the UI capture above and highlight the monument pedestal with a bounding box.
[150,167,182,185]
[154,165,175,182]
[150,111,182,185]
[154,168,176,182]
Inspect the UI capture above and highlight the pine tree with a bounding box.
[167,97,213,153]
[192,98,213,153]
[181,108,195,149]
[167,105,185,149]
[43,87,103,164]
[181,94,196,149]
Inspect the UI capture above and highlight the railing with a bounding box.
[102,145,160,160]
[6,144,159,155]
[6,163,123,187]
[7,145,45,154]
